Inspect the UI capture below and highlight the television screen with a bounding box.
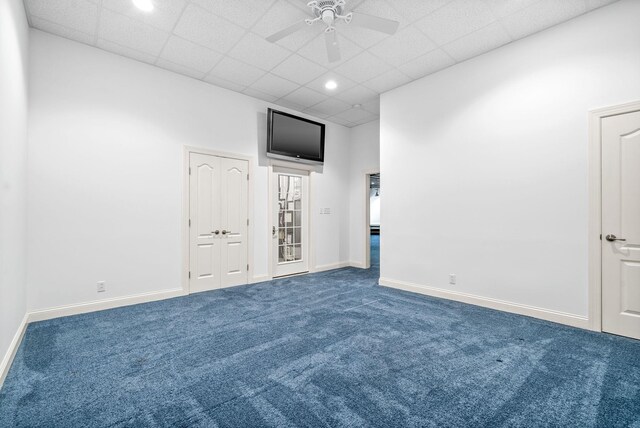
[267,109,325,164]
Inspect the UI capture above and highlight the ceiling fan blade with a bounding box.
[325,30,341,63]
[348,12,399,35]
[266,21,308,43]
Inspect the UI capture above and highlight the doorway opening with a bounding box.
[365,172,380,270]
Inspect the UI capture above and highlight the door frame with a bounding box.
[267,164,315,279]
[364,169,380,269]
[182,146,254,294]
[588,100,640,332]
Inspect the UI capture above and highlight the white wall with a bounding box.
[27,31,352,312]
[348,120,380,267]
[0,0,29,375]
[380,0,640,318]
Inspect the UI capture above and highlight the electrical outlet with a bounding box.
[97,281,106,293]
[449,274,456,285]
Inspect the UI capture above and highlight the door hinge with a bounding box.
[189,219,191,227]
[247,218,249,226]
[189,167,191,175]
[600,234,602,240]
[247,174,249,181]
[188,271,191,279]
[247,264,249,271]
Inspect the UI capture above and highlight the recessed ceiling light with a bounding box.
[353,104,361,108]
[324,80,338,90]
[132,0,154,12]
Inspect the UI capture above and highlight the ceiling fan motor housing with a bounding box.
[311,1,345,20]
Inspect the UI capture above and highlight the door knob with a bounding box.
[605,234,626,242]
[212,230,220,235]
[221,230,231,235]
[272,226,276,237]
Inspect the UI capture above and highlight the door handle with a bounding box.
[212,230,220,235]
[605,234,626,242]
[221,230,231,235]
[272,226,276,237]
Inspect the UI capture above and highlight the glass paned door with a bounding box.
[272,169,309,277]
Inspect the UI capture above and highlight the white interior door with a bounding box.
[272,168,309,277]
[220,158,249,288]
[602,110,640,340]
[189,153,248,293]
[190,153,222,293]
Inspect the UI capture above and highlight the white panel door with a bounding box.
[220,158,249,288]
[189,153,222,293]
[602,110,640,340]
[272,168,309,278]
[189,153,249,293]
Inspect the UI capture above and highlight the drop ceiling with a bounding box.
[24,0,617,127]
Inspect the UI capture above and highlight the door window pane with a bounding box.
[277,174,303,263]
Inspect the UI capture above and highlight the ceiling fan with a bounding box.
[266,0,400,63]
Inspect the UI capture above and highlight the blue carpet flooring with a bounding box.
[1,235,640,427]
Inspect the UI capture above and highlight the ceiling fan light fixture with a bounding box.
[132,0,154,12]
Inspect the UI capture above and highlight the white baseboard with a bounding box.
[379,278,590,330]
[349,261,367,269]
[27,288,187,323]
[0,313,29,388]
[314,261,351,273]
[250,275,270,284]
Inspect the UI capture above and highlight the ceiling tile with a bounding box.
[280,87,328,108]
[585,0,619,10]
[333,51,392,82]
[191,0,276,28]
[362,98,380,115]
[173,4,246,53]
[442,22,512,62]
[208,57,266,87]
[228,32,292,71]
[483,0,540,19]
[99,9,170,55]
[369,27,437,67]
[243,87,279,103]
[328,115,356,127]
[500,0,587,40]
[203,74,247,92]
[305,72,357,94]
[304,98,351,117]
[353,114,380,126]
[271,54,327,85]
[155,58,207,79]
[363,69,411,93]
[389,0,453,23]
[399,48,455,79]
[335,85,378,105]
[415,0,496,45]
[159,36,222,74]
[296,32,361,68]
[101,0,187,32]
[273,99,306,112]
[337,106,375,123]
[30,16,95,45]
[26,0,98,35]
[96,38,158,64]
[252,0,317,51]
[249,73,299,98]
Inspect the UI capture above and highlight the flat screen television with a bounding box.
[267,108,325,165]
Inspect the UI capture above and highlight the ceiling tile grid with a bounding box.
[24,0,619,127]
